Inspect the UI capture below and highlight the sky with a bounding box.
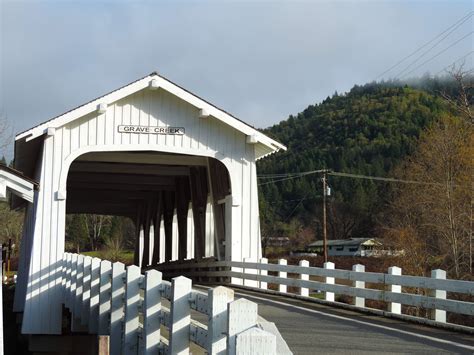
[0,0,472,159]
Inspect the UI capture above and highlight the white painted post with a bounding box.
[123,265,141,355]
[74,254,85,318]
[81,256,92,326]
[388,266,402,314]
[68,254,78,310]
[352,264,365,308]
[110,262,126,355]
[88,257,101,334]
[169,276,192,354]
[430,269,447,323]
[227,298,258,355]
[143,270,162,355]
[98,260,112,335]
[278,259,287,293]
[259,258,268,290]
[61,253,70,302]
[299,260,309,297]
[208,286,234,355]
[324,262,335,302]
[235,328,276,355]
[64,253,72,306]
[243,257,258,288]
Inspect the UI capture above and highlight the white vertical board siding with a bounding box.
[22,135,66,334]
[22,87,262,334]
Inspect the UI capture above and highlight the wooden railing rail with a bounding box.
[61,253,281,354]
[156,259,474,325]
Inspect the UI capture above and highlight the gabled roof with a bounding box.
[16,72,286,159]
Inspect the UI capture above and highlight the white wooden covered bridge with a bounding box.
[11,72,286,337]
[6,71,473,355]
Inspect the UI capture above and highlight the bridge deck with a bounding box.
[198,286,474,354]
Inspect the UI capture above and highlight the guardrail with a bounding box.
[155,258,474,326]
[62,253,281,354]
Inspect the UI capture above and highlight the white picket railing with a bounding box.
[62,253,280,354]
[155,258,474,326]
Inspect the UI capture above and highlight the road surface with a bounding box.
[216,287,474,354]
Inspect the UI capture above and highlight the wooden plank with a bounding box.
[98,260,112,335]
[123,265,141,355]
[353,264,365,308]
[81,256,92,326]
[299,260,309,297]
[227,298,258,355]
[143,270,162,355]
[89,257,101,333]
[74,254,85,318]
[278,259,287,293]
[388,266,402,314]
[208,286,234,354]
[169,276,192,354]
[110,262,126,354]
[235,328,276,355]
[151,194,163,265]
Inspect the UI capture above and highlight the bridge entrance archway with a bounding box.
[66,151,231,266]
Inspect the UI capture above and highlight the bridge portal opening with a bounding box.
[65,151,231,267]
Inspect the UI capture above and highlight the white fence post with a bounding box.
[169,276,192,354]
[227,298,258,355]
[324,262,335,302]
[88,257,101,334]
[72,254,85,331]
[110,262,126,355]
[208,286,234,355]
[236,328,276,355]
[98,260,112,335]
[62,253,70,303]
[81,256,92,326]
[64,253,72,306]
[388,266,402,314]
[299,260,309,297]
[259,258,268,290]
[69,254,78,311]
[352,264,365,308]
[123,265,141,355]
[243,257,258,287]
[430,269,447,323]
[278,259,287,293]
[143,270,162,355]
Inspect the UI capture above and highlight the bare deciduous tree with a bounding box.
[384,114,473,279]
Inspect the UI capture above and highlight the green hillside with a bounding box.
[257,82,449,240]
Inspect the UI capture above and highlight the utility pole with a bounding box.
[322,170,328,263]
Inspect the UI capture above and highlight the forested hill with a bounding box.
[257,82,449,240]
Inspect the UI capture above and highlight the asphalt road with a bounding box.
[221,287,474,355]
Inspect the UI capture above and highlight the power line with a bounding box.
[375,11,473,80]
[435,51,474,76]
[393,15,473,79]
[400,31,474,79]
[328,171,443,186]
[258,169,443,186]
[257,169,327,186]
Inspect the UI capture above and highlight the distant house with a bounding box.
[307,238,385,257]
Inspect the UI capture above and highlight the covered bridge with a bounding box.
[12,72,285,334]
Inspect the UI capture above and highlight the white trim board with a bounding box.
[15,72,286,159]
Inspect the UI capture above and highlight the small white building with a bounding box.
[307,238,382,257]
[11,72,286,334]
